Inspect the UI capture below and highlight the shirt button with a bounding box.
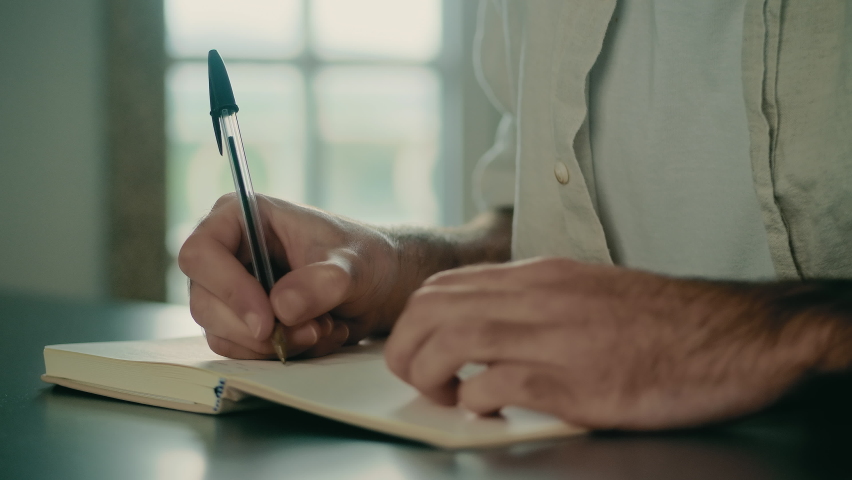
[554,162,570,185]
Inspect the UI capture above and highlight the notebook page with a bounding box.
[46,337,582,447]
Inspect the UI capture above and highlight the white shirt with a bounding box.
[472,0,852,280]
[588,0,776,280]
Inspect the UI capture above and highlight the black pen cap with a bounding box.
[208,49,239,155]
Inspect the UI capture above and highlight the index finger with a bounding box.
[179,196,275,340]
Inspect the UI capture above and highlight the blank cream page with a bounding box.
[47,337,582,448]
[224,339,583,448]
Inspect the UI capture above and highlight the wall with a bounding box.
[0,0,106,299]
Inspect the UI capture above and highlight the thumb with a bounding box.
[270,254,353,326]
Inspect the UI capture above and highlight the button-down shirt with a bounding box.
[589,0,777,280]
[473,0,852,280]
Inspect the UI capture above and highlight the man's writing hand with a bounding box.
[179,194,406,360]
[385,258,833,430]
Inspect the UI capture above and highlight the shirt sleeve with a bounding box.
[473,114,516,210]
[471,0,518,211]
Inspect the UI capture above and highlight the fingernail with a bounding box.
[276,290,304,324]
[291,322,319,346]
[245,313,264,339]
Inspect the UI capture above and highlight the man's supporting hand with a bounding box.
[178,194,512,360]
[384,258,852,430]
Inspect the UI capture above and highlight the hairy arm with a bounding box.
[370,207,514,335]
[179,195,513,359]
[384,258,852,429]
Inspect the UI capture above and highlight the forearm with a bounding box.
[678,277,852,394]
[381,257,852,428]
[389,206,513,278]
[370,208,513,333]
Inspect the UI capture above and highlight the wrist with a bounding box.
[388,208,514,293]
[369,209,513,334]
[369,229,458,334]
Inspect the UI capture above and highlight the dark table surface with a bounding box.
[1,291,851,480]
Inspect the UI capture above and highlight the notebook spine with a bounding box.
[213,378,226,412]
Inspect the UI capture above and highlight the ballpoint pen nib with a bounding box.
[272,323,287,364]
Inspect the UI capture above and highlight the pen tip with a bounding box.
[272,323,287,364]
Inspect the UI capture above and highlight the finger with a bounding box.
[190,282,277,356]
[458,362,570,418]
[423,257,588,289]
[196,293,331,359]
[180,203,275,340]
[296,321,350,359]
[206,333,276,360]
[277,313,333,358]
[407,320,556,405]
[270,254,353,327]
[384,286,558,383]
[197,193,282,265]
[198,193,245,252]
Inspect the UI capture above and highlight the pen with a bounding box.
[207,49,287,363]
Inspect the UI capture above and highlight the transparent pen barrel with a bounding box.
[219,111,275,292]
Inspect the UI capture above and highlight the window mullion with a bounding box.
[439,0,464,226]
[302,0,324,208]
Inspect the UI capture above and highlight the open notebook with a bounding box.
[42,336,583,448]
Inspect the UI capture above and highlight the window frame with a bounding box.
[106,0,497,303]
[164,0,464,225]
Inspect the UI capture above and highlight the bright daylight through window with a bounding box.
[164,0,446,303]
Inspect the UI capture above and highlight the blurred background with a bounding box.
[0,0,500,305]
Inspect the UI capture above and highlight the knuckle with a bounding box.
[257,195,294,219]
[323,262,352,292]
[255,193,271,207]
[408,286,450,307]
[177,238,203,275]
[211,192,238,210]
[422,270,458,287]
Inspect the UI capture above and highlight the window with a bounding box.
[164,0,459,303]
